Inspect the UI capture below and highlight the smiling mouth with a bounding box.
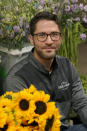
[43,47,55,51]
[43,46,55,49]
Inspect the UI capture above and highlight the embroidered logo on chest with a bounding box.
[58,82,70,90]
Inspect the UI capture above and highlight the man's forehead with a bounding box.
[35,19,59,32]
[36,19,57,25]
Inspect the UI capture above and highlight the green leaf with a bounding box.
[0,66,6,78]
[4,95,12,99]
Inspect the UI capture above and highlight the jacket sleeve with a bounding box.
[3,75,28,93]
[69,60,87,127]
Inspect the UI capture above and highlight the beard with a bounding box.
[34,47,59,60]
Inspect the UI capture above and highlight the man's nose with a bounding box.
[46,35,53,43]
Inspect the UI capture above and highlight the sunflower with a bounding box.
[1,91,14,100]
[44,102,61,131]
[19,84,37,97]
[22,91,54,130]
[0,112,16,131]
[32,90,50,103]
[32,102,61,131]
[20,101,47,130]
[0,110,8,128]
[16,126,29,131]
[0,120,16,131]
[16,125,35,131]
[14,91,36,121]
[50,108,61,131]
[28,84,37,94]
[0,98,14,112]
[20,119,39,131]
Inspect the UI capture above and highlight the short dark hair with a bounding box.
[29,11,61,35]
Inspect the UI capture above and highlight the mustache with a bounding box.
[42,46,56,49]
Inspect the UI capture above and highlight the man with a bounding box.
[3,12,87,131]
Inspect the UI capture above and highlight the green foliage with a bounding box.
[0,66,6,78]
[58,0,87,67]
[59,22,86,67]
[80,75,87,94]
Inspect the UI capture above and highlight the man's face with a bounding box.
[29,20,62,60]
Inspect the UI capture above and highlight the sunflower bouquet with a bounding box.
[0,85,61,131]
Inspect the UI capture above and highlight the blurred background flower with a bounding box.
[63,0,87,30]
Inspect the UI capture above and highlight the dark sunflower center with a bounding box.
[0,124,8,131]
[2,106,6,108]
[21,120,38,127]
[19,99,29,110]
[21,120,28,127]
[28,121,38,127]
[35,101,47,115]
[45,115,54,131]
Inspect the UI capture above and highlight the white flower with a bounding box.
[79,3,84,10]
[84,5,87,12]
[80,33,86,40]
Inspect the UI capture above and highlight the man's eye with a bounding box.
[51,32,59,37]
[51,32,58,36]
[38,33,45,37]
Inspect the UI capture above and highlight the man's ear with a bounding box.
[29,35,34,46]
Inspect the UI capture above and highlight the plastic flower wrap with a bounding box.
[0,85,61,131]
